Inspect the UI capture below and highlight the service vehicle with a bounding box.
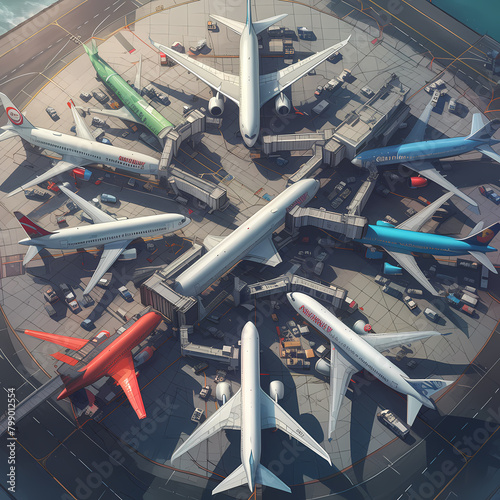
[378,409,409,438]
[118,286,133,302]
[403,295,417,310]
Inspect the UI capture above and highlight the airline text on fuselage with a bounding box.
[299,305,333,333]
[286,193,308,212]
[119,156,145,166]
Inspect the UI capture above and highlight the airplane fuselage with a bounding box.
[58,311,162,399]
[239,23,261,147]
[174,179,320,296]
[357,225,496,256]
[13,126,159,175]
[289,293,432,408]
[19,213,188,251]
[240,322,261,490]
[353,136,495,167]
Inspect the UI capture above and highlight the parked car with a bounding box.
[461,304,475,316]
[80,319,95,331]
[424,307,439,322]
[406,288,423,297]
[375,275,389,286]
[67,300,80,313]
[45,107,59,120]
[199,386,211,400]
[100,193,117,204]
[43,287,59,303]
[118,286,133,302]
[448,98,457,112]
[378,409,409,438]
[80,92,92,101]
[403,295,417,310]
[314,85,323,97]
[60,283,75,302]
[191,408,204,423]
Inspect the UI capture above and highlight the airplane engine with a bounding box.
[216,382,231,404]
[275,93,291,116]
[353,320,367,335]
[208,93,224,116]
[408,176,428,188]
[118,248,137,261]
[269,380,284,402]
[315,358,330,377]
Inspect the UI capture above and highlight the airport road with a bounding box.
[343,0,496,92]
[0,0,138,103]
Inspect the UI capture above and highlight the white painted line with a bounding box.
[47,44,52,49]
[79,458,92,471]
[77,25,82,29]
[473,412,478,418]
[397,495,403,500]
[105,6,110,10]
[495,388,499,394]
[482,397,492,409]
[108,487,123,500]
[451,435,456,442]
[113,2,125,13]
[84,20,89,24]
[10,69,15,74]
[405,484,413,492]
[93,14,99,18]
[47,430,54,436]
[430,457,436,464]
[438,449,443,456]
[33,417,40,423]
[18,64,24,68]
[410,37,417,43]
[0,75,7,80]
[57,38,63,43]
[113,0,120,3]
[70,451,76,457]
[461,423,468,430]
[422,468,427,474]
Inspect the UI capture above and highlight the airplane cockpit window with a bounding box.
[245,134,257,140]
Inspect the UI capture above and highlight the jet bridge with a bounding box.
[286,206,368,240]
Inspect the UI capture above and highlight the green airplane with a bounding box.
[82,40,173,145]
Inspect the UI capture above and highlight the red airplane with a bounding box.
[24,311,162,419]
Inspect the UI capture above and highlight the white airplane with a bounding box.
[150,0,351,147]
[174,178,319,297]
[0,93,160,197]
[171,322,331,495]
[15,183,190,295]
[288,292,452,437]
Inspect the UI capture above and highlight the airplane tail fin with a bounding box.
[459,221,500,247]
[14,212,54,239]
[405,378,453,425]
[0,93,35,129]
[466,113,500,141]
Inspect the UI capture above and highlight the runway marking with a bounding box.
[405,484,412,492]
[10,69,15,73]
[451,435,456,442]
[18,64,24,68]
[57,38,63,43]
[438,449,444,455]
[77,25,82,29]
[430,457,436,464]
[47,430,54,436]
[93,14,99,18]
[397,496,403,500]
[70,451,76,457]
[461,423,468,430]
[473,412,478,418]
[47,44,52,49]
[114,2,126,13]
[108,487,123,499]
[33,417,40,424]
[84,20,89,24]
[481,397,492,409]
[422,467,427,474]
[105,6,110,10]
[78,458,92,471]
[496,388,499,393]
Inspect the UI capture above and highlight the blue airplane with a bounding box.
[352,100,500,213]
[355,193,499,295]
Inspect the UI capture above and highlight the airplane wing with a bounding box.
[82,105,139,124]
[108,353,146,419]
[7,158,88,197]
[403,102,433,144]
[327,344,362,436]
[384,249,440,296]
[396,192,454,232]
[83,240,133,295]
[209,14,245,35]
[361,330,442,352]
[58,184,115,223]
[68,100,94,141]
[245,236,282,266]
[171,389,242,461]
[260,388,331,464]
[401,161,480,214]
[259,36,351,106]
[149,39,240,104]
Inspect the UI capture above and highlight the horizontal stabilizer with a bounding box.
[361,330,442,353]
[245,237,282,266]
[204,234,226,251]
[51,352,79,366]
[24,330,89,350]
[23,244,43,265]
[0,127,19,142]
[212,464,247,495]
[68,100,94,141]
[406,378,453,401]
[467,114,500,141]
[82,106,138,124]
[252,14,288,35]
[467,221,484,237]
[255,464,291,493]
[407,395,423,426]
[476,144,500,163]
[209,14,245,35]
[469,251,498,273]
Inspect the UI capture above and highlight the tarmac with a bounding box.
[0,0,499,499]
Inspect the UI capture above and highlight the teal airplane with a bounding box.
[82,40,173,145]
[352,100,500,213]
[355,193,499,295]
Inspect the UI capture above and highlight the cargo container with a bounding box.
[312,100,329,115]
